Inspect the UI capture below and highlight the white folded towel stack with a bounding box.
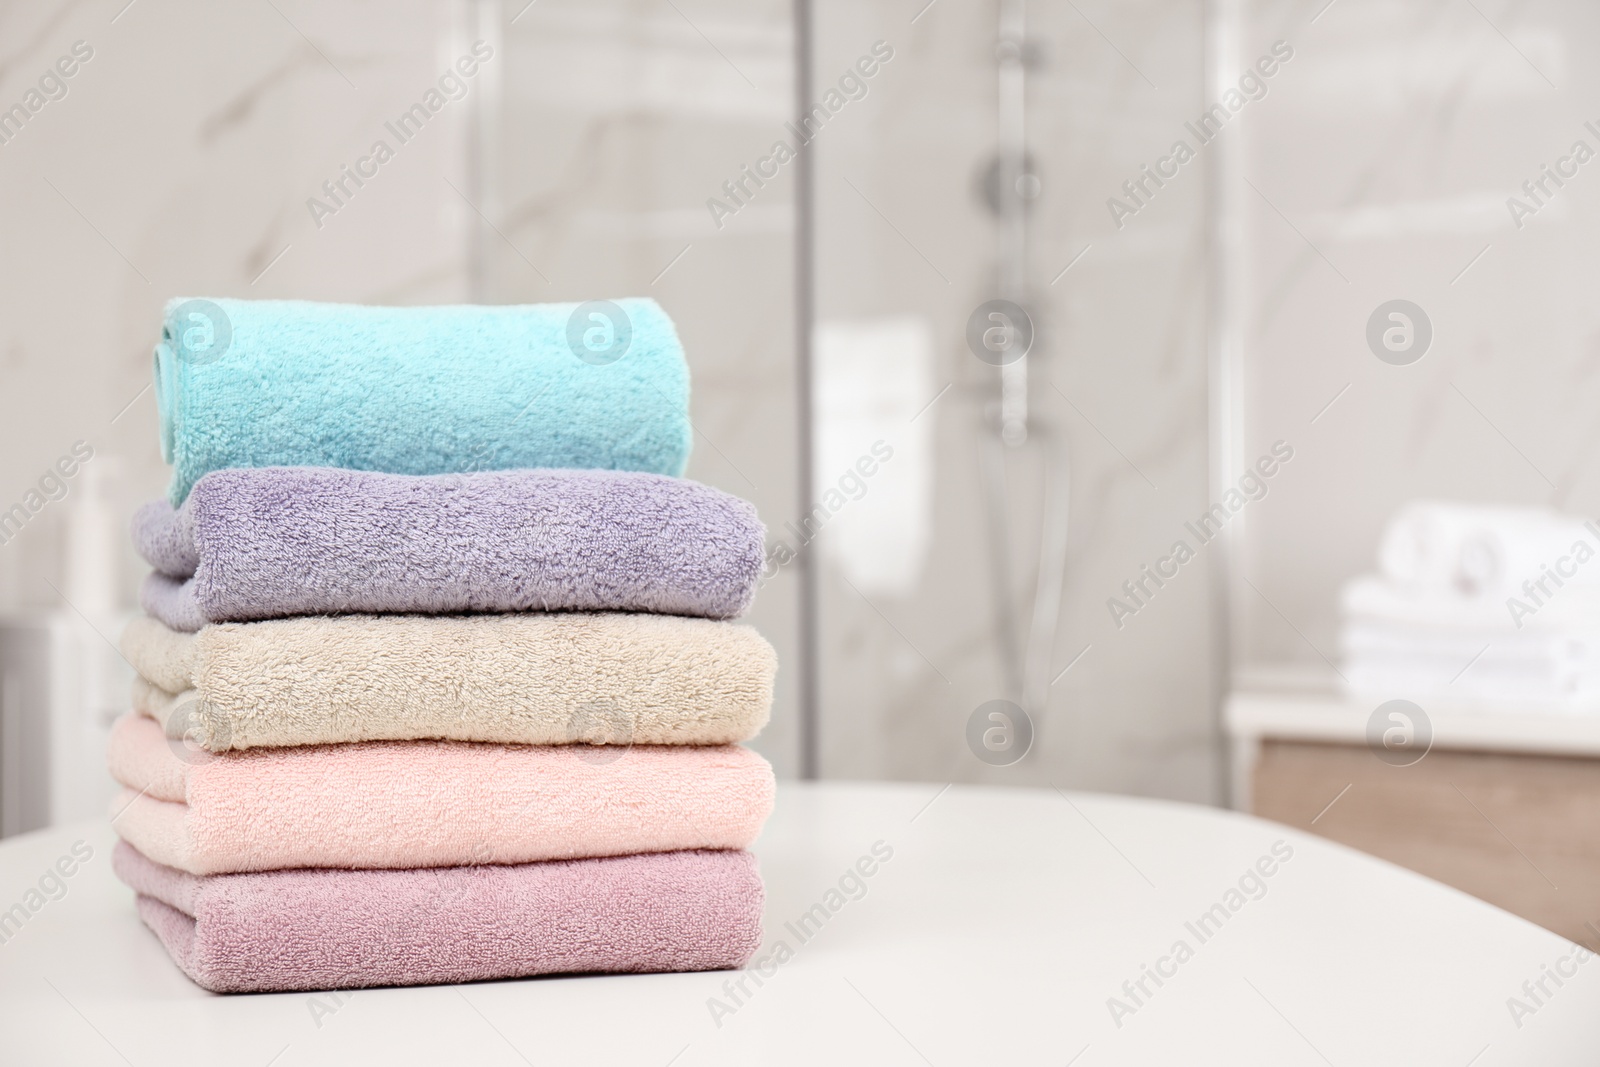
[1342,501,1600,710]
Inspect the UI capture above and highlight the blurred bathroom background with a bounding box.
[2,0,1598,912]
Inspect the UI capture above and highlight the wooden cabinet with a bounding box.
[1230,691,1600,945]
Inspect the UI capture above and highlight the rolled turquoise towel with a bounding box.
[154,297,691,505]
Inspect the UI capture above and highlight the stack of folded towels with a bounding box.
[1341,500,1600,708]
[109,298,778,992]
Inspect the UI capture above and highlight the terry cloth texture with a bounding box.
[132,466,765,629]
[107,713,774,875]
[154,297,691,505]
[119,612,776,751]
[113,841,763,993]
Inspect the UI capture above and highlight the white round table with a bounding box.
[1,782,1596,1065]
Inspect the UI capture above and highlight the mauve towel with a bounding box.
[107,714,774,875]
[121,612,775,751]
[134,466,765,631]
[113,841,763,993]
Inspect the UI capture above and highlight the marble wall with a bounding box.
[488,0,802,773]
[1234,0,1600,677]
[492,0,1224,800]
[0,0,483,609]
[0,0,497,824]
[0,0,1233,801]
[805,1,1219,799]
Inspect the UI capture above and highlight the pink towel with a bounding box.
[113,841,762,992]
[107,713,774,875]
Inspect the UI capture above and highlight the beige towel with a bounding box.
[121,613,776,752]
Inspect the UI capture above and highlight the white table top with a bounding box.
[1,781,1597,1065]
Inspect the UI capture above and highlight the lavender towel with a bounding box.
[113,841,763,993]
[133,466,766,631]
